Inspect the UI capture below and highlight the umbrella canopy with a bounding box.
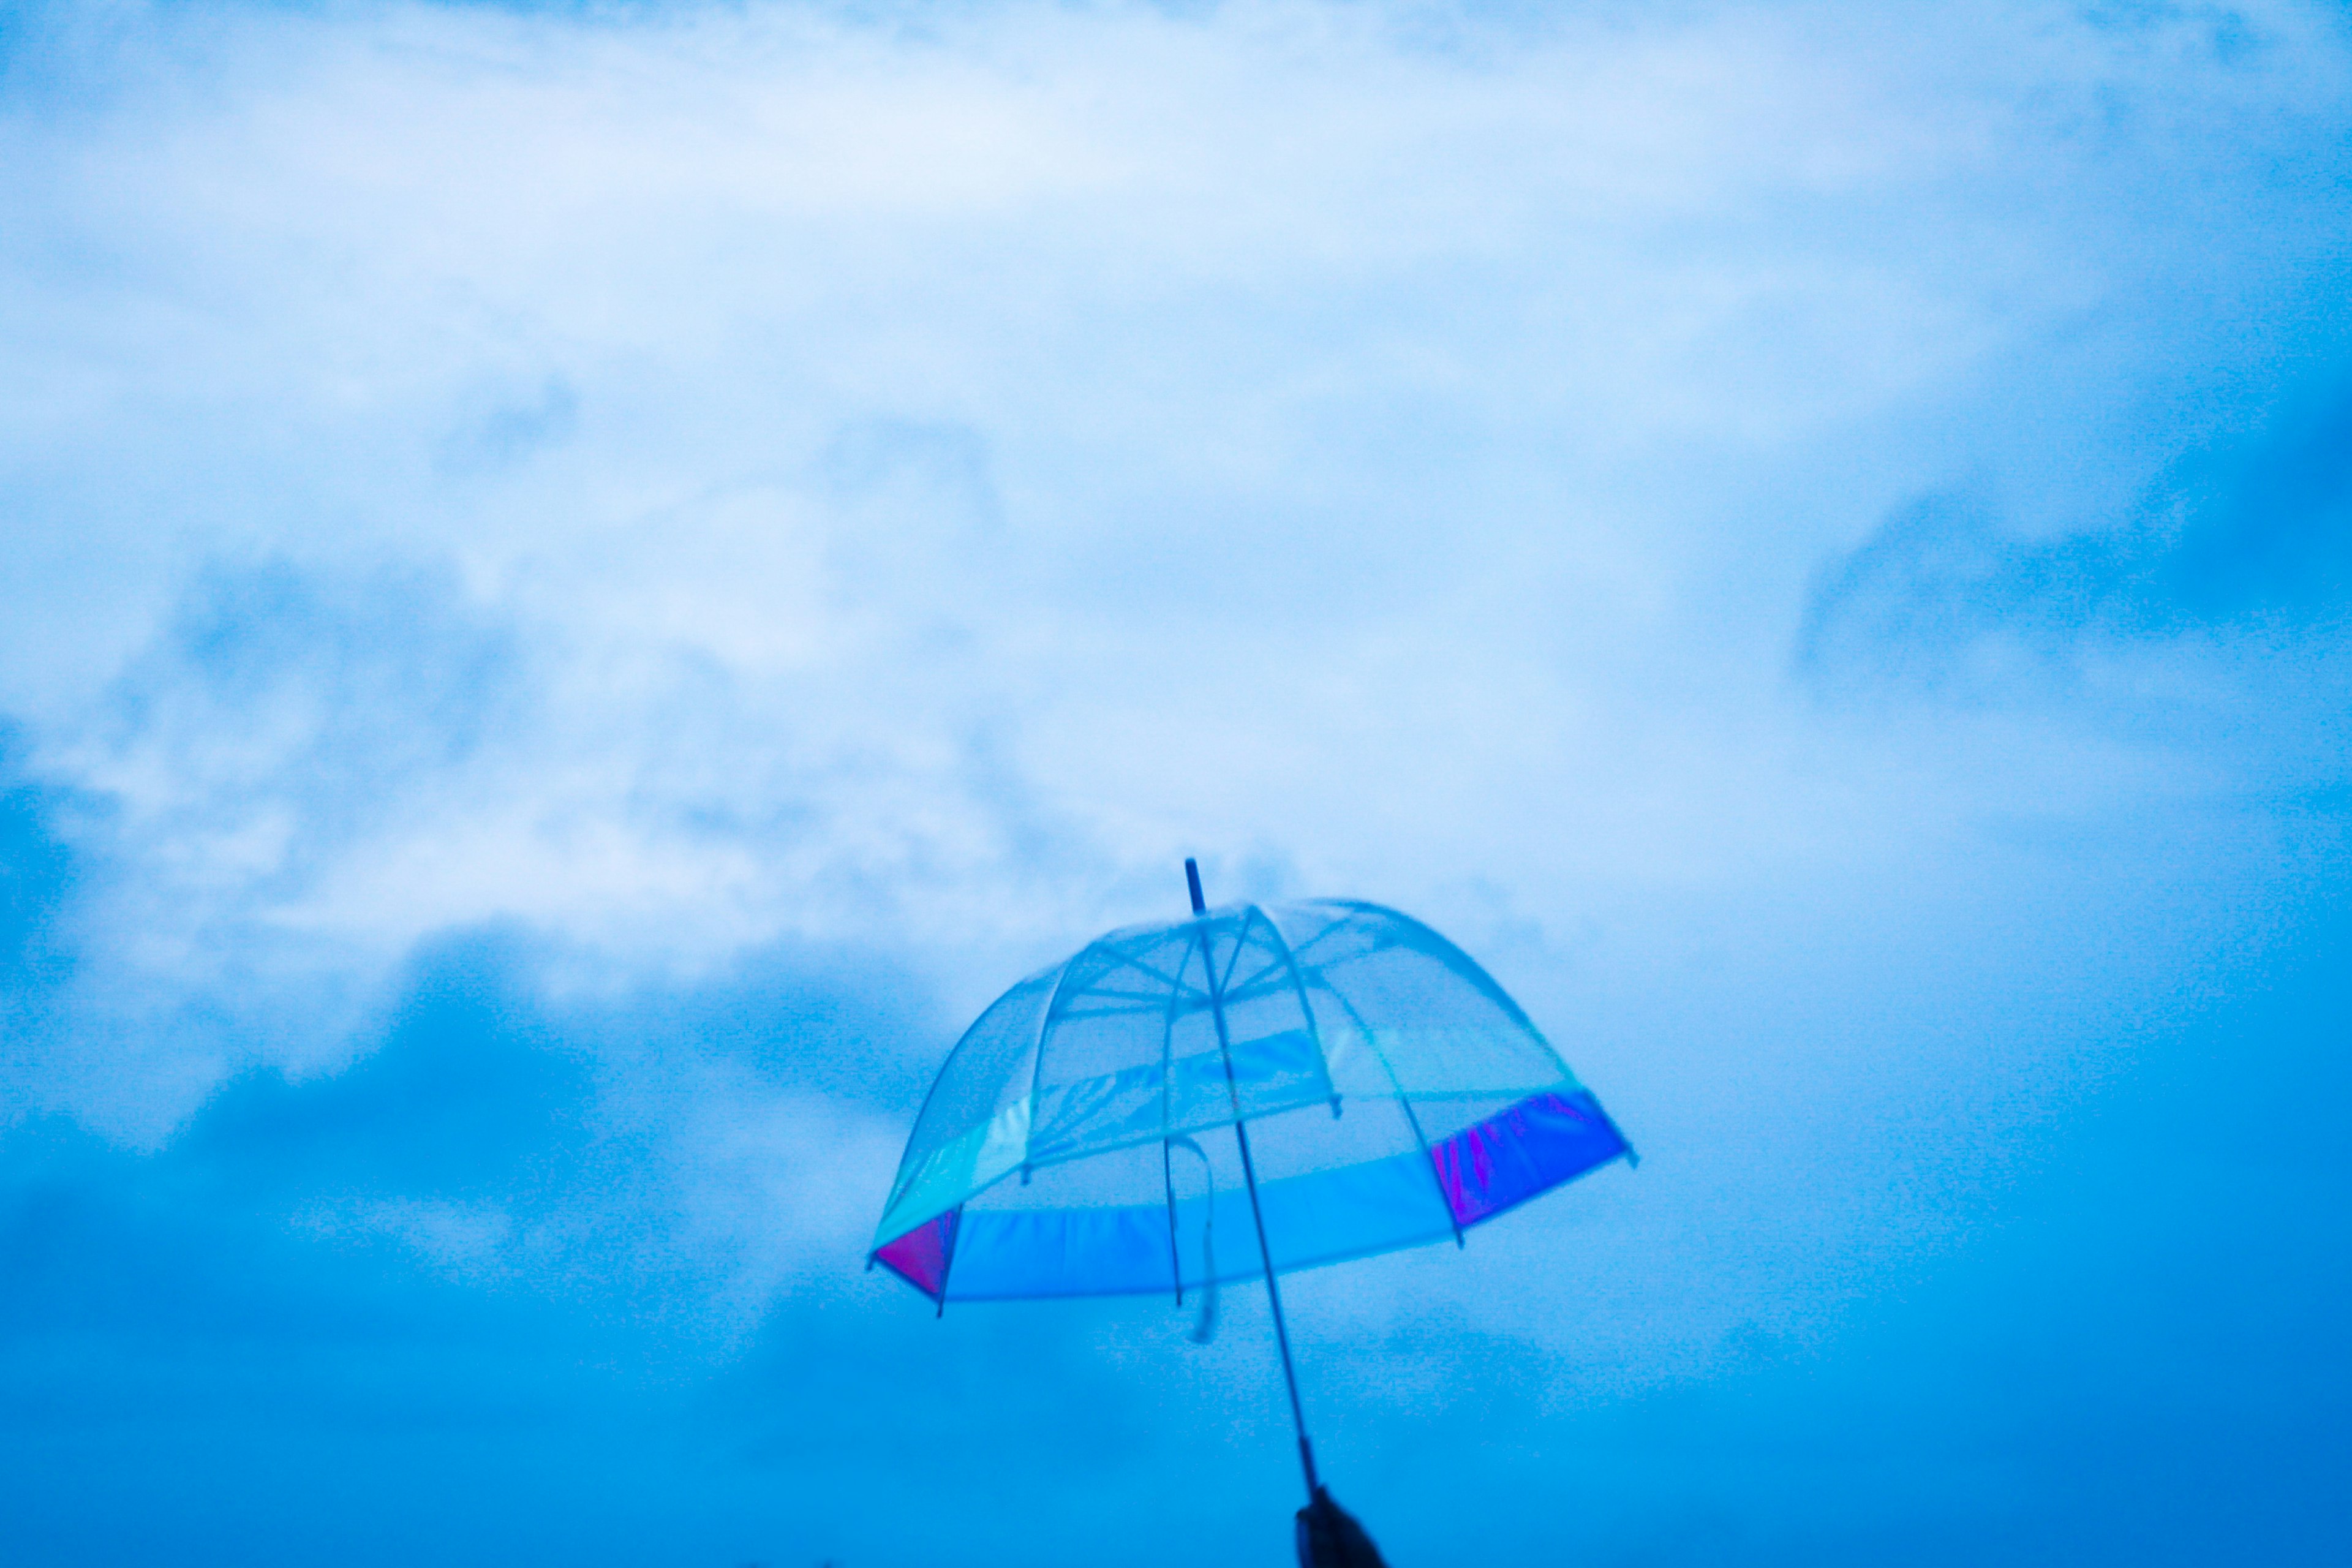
[872,888,1632,1307]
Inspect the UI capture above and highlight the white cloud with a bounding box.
[2,1,2348,1349]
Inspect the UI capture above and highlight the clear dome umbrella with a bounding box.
[870,860,1635,1515]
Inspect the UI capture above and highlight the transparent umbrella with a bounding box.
[871,860,1634,1540]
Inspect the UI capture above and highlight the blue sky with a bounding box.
[2,1,2348,1562]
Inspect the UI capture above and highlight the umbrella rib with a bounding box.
[1276,903,1420,976]
[1065,984,1176,1005]
[1017,955,1091,1191]
[1253,910,1343,1115]
[1090,944,1197,995]
[1056,1003,1180,1021]
[1087,952,1210,1016]
[1213,921,1251,994]
[878,962,1064,1232]
[1274,905,1359,961]
[1158,934,1194,1305]
[1220,951,1291,1001]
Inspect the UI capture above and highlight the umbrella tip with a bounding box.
[1185,858,1206,915]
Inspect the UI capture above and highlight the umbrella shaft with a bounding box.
[1189,865,1321,1503]
[1230,1110,1321,1500]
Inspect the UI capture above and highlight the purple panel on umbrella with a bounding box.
[1429,1088,1627,1228]
[873,1207,960,1299]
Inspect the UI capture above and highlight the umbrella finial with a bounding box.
[1185,857,1207,915]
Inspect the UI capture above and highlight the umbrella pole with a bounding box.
[1233,1112,1321,1501]
[1188,859,1322,1504]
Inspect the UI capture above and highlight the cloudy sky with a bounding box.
[3,0,2348,1562]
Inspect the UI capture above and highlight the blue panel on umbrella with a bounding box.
[943,1147,1468,1300]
